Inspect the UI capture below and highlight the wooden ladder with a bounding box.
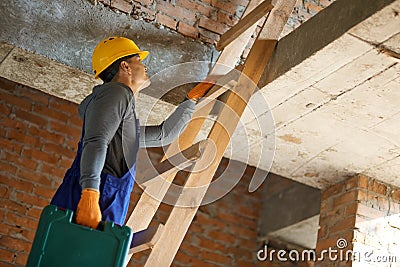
[125,0,297,265]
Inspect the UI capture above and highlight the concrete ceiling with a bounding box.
[250,0,400,189]
[1,0,399,191]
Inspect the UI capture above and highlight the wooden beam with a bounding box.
[216,0,274,51]
[258,0,396,89]
[143,0,297,266]
[208,0,267,76]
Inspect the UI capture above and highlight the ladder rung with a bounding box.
[129,224,165,254]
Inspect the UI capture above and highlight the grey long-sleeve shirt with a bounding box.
[77,82,195,190]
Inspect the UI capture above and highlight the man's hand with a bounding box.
[187,80,216,100]
[76,189,102,229]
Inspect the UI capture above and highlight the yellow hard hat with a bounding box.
[92,36,149,78]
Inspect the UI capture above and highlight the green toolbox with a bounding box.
[26,205,132,267]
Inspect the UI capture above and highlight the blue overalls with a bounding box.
[51,106,139,227]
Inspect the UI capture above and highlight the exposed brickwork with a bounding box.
[93,0,336,61]
[316,175,400,266]
[0,78,265,266]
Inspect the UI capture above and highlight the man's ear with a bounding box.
[120,61,130,72]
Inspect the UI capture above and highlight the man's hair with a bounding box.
[99,54,138,83]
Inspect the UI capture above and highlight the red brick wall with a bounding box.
[95,0,335,59]
[0,77,264,266]
[316,175,400,266]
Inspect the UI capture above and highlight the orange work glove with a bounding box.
[187,80,216,100]
[75,189,102,229]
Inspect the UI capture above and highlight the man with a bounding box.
[51,36,211,229]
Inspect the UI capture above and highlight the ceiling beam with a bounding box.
[258,0,396,89]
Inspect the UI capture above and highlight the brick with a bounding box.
[0,248,14,263]
[0,77,18,91]
[0,187,13,202]
[0,102,11,116]
[14,108,48,127]
[333,191,358,207]
[1,117,28,133]
[392,188,400,202]
[15,252,28,266]
[34,185,55,199]
[15,191,49,209]
[156,1,196,24]
[20,88,50,106]
[201,250,232,264]
[211,0,238,15]
[321,182,344,200]
[0,174,35,194]
[199,16,229,35]
[370,180,388,196]
[100,0,111,5]
[216,211,257,228]
[345,176,359,190]
[217,11,239,27]
[43,143,75,158]
[1,222,35,243]
[229,0,248,7]
[136,4,156,21]
[344,202,358,216]
[33,104,69,122]
[329,216,356,234]
[26,207,42,219]
[68,115,82,128]
[177,21,199,39]
[0,160,17,175]
[2,138,24,157]
[236,205,258,219]
[200,0,211,5]
[111,0,133,13]
[228,225,256,238]
[49,99,77,115]
[133,0,153,6]
[7,129,41,148]
[3,152,38,171]
[0,199,27,215]
[318,225,328,240]
[0,91,32,110]
[196,213,224,229]
[199,237,226,251]
[16,168,52,187]
[0,236,32,253]
[40,163,66,180]
[49,120,80,138]
[23,148,59,165]
[208,230,236,243]
[358,175,369,189]
[28,125,64,144]
[177,0,215,17]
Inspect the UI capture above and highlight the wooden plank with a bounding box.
[144,0,297,266]
[216,0,274,51]
[208,0,266,76]
[125,224,164,264]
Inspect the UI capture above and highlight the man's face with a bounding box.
[127,55,150,90]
